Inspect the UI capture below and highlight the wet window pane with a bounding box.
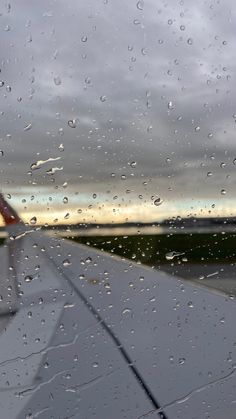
[0,1,236,418]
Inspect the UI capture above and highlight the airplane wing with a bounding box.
[0,194,236,419]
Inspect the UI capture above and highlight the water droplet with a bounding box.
[24,275,33,283]
[46,166,63,175]
[187,301,194,308]
[180,25,185,31]
[221,189,226,195]
[154,197,163,206]
[195,126,200,132]
[30,157,61,170]
[24,123,32,131]
[64,303,75,308]
[141,47,147,55]
[6,85,11,92]
[30,216,37,225]
[165,251,183,260]
[100,95,106,102]
[0,81,4,87]
[168,19,173,25]
[63,196,68,203]
[136,0,144,10]
[81,35,87,42]
[92,362,98,368]
[122,308,132,315]
[85,76,91,84]
[187,38,193,45]
[168,101,174,110]
[63,259,71,267]
[179,357,185,365]
[54,76,61,86]
[130,161,137,168]
[68,119,76,128]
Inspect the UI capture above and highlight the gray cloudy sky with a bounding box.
[0,0,236,224]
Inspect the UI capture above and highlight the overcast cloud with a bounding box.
[0,0,236,223]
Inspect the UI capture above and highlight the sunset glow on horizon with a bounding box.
[0,190,235,227]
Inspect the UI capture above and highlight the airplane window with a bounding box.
[0,1,236,418]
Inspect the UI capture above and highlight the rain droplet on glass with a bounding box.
[100,95,107,102]
[54,76,61,86]
[154,197,163,206]
[136,0,144,10]
[168,101,174,110]
[68,119,76,128]
[24,123,32,131]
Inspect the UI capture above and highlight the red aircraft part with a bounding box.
[0,194,21,225]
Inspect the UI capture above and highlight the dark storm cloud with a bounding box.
[0,0,236,211]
